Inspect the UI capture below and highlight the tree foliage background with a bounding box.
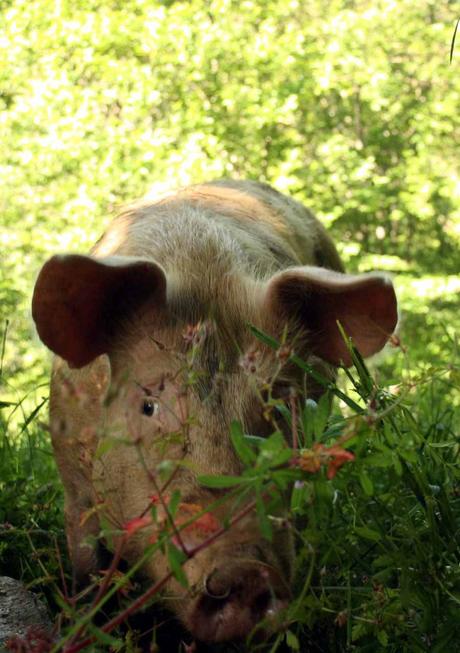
[0,1,459,651]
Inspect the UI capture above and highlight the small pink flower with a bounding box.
[239,349,261,375]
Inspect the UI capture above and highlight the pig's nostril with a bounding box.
[252,589,272,616]
[203,573,231,600]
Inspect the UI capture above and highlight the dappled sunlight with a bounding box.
[397,274,460,309]
[404,274,460,299]
[352,253,411,272]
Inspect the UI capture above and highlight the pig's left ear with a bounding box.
[32,254,167,368]
[264,266,397,367]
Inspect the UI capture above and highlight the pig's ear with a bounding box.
[32,254,167,369]
[264,266,397,367]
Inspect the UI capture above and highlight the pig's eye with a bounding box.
[141,397,159,417]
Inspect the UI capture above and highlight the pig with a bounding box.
[32,180,397,643]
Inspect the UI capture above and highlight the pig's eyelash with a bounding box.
[134,374,169,396]
[134,381,153,396]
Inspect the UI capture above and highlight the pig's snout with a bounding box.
[186,562,290,643]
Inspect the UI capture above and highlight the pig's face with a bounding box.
[32,253,397,642]
[96,323,295,642]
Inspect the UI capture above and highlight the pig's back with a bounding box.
[201,180,343,271]
[92,180,343,278]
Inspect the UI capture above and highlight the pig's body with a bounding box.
[33,180,397,643]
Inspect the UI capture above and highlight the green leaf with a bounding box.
[260,430,286,453]
[230,420,256,465]
[372,554,394,569]
[249,325,280,350]
[428,441,458,448]
[167,543,188,588]
[273,400,292,426]
[393,454,403,476]
[314,391,331,439]
[272,469,299,487]
[377,628,389,647]
[352,622,368,642]
[0,400,15,408]
[286,629,300,650]
[256,490,272,541]
[244,434,267,447]
[168,489,182,518]
[258,431,292,468]
[365,453,393,467]
[359,471,374,496]
[16,397,48,438]
[399,449,418,464]
[355,526,381,542]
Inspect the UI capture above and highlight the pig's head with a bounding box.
[32,253,397,642]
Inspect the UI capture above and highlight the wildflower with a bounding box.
[276,343,293,363]
[388,332,406,352]
[183,322,211,347]
[324,445,355,479]
[239,349,261,375]
[295,443,355,479]
[296,448,322,474]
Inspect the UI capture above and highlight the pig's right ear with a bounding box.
[263,266,397,367]
[32,254,167,369]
